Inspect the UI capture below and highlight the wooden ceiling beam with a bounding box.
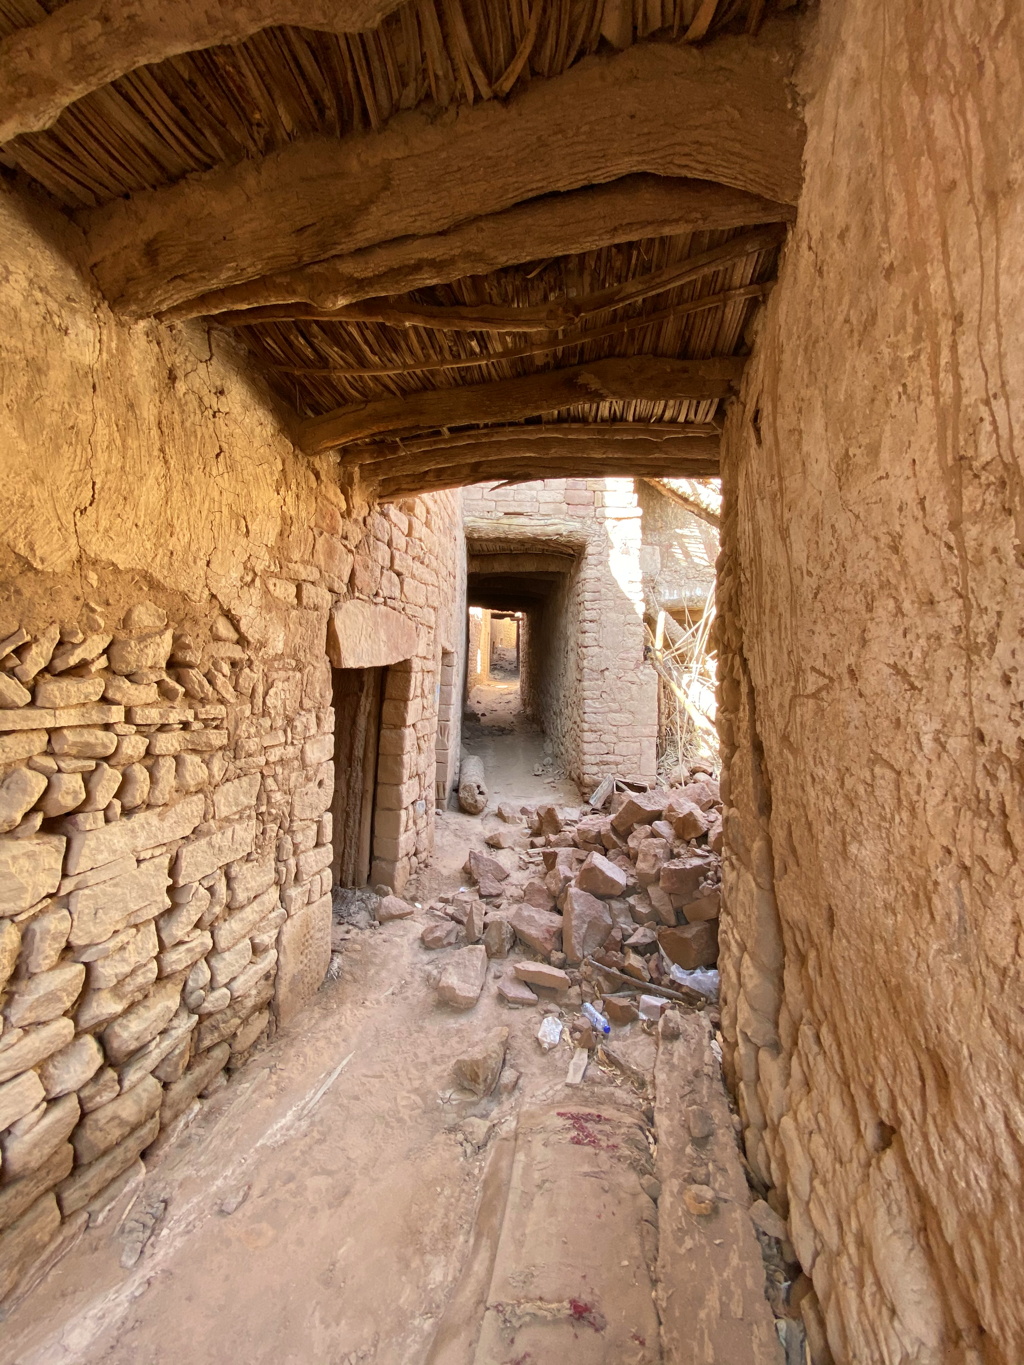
[355,433,720,478]
[214,229,782,333]
[342,422,721,460]
[80,25,804,315]
[0,0,408,145]
[375,450,719,499]
[298,355,744,454]
[168,181,791,321]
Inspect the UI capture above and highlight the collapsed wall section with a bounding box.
[0,190,463,1297]
[716,3,1024,1361]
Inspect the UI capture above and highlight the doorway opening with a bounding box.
[330,664,386,888]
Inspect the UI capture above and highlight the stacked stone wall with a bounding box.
[464,477,657,789]
[0,190,463,1298]
[715,2,1024,1361]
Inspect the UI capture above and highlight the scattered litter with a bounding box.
[668,965,720,1001]
[581,1002,611,1036]
[537,1016,563,1051]
[566,1047,589,1085]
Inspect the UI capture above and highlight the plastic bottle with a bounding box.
[582,1002,611,1035]
[537,1016,563,1051]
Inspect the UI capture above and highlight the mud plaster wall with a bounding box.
[464,478,658,791]
[0,186,462,1296]
[716,3,1024,1362]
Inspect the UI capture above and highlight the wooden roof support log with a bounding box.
[298,355,744,453]
[168,179,792,321]
[375,452,718,499]
[642,476,722,528]
[343,422,720,460]
[215,230,782,333]
[354,433,721,478]
[82,26,805,315]
[0,0,409,145]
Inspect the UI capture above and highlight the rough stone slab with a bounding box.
[102,977,184,1063]
[510,904,563,956]
[462,1106,662,1364]
[659,852,714,899]
[65,795,204,875]
[227,856,276,909]
[0,833,65,915]
[172,817,256,885]
[658,920,719,969]
[295,842,332,882]
[213,885,280,953]
[327,600,419,669]
[0,1194,61,1302]
[212,773,260,821]
[0,1094,80,1181]
[655,1011,782,1363]
[0,704,123,733]
[68,854,170,945]
[76,958,159,1030]
[0,1142,73,1235]
[577,850,630,897]
[562,886,614,964]
[39,1035,103,1099]
[452,1028,508,1097]
[274,892,331,1027]
[57,1114,161,1216]
[513,962,571,992]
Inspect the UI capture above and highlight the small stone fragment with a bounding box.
[683,1183,718,1216]
[603,996,640,1025]
[686,1105,714,1139]
[576,851,629,898]
[513,962,570,992]
[376,894,416,922]
[421,920,460,949]
[451,1026,508,1097]
[497,970,539,1006]
[482,919,515,958]
[510,904,563,956]
[561,886,614,964]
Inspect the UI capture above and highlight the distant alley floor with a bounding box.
[0,691,785,1365]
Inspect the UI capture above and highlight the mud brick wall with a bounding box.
[715,2,1024,1361]
[0,189,463,1298]
[464,478,658,790]
[635,479,717,614]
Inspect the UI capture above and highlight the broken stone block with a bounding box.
[533,804,562,836]
[602,996,640,1025]
[482,919,515,958]
[576,851,629,898]
[635,837,671,888]
[658,921,719,969]
[510,905,563,957]
[39,771,86,817]
[522,878,555,911]
[377,893,416,922]
[452,1027,508,1097]
[0,919,20,992]
[497,970,539,1006]
[485,828,516,849]
[666,799,708,841]
[436,946,488,1009]
[707,817,723,855]
[611,792,664,836]
[6,963,85,1028]
[513,962,571,992]
[0,1019,74,1085]
[622,950,651,982]
[496,803,520,824]
[659,852,715,900]
[0,766,47,835]
[638,994,669,1021]
[682,890,721,923]
[39,1034,104,1100]
[679,779,719,811]
[646,884,677,926]
[0,1071,46,1131]
[0,673,31,708]
[0,1142,74,1234]
[464,899,485,944]
[72,1075,163,1166]
[421,920,460,949]
[20,909,72,975]
[561,887,614,964]
[0,832,65,915]
[101,977,183,1063]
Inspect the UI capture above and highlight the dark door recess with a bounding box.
[331,665,386,888]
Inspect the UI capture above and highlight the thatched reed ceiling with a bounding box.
[0,0,804,496]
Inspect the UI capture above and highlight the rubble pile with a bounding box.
[421,768,724,1024]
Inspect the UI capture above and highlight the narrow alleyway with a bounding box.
[0,734,786,1365]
